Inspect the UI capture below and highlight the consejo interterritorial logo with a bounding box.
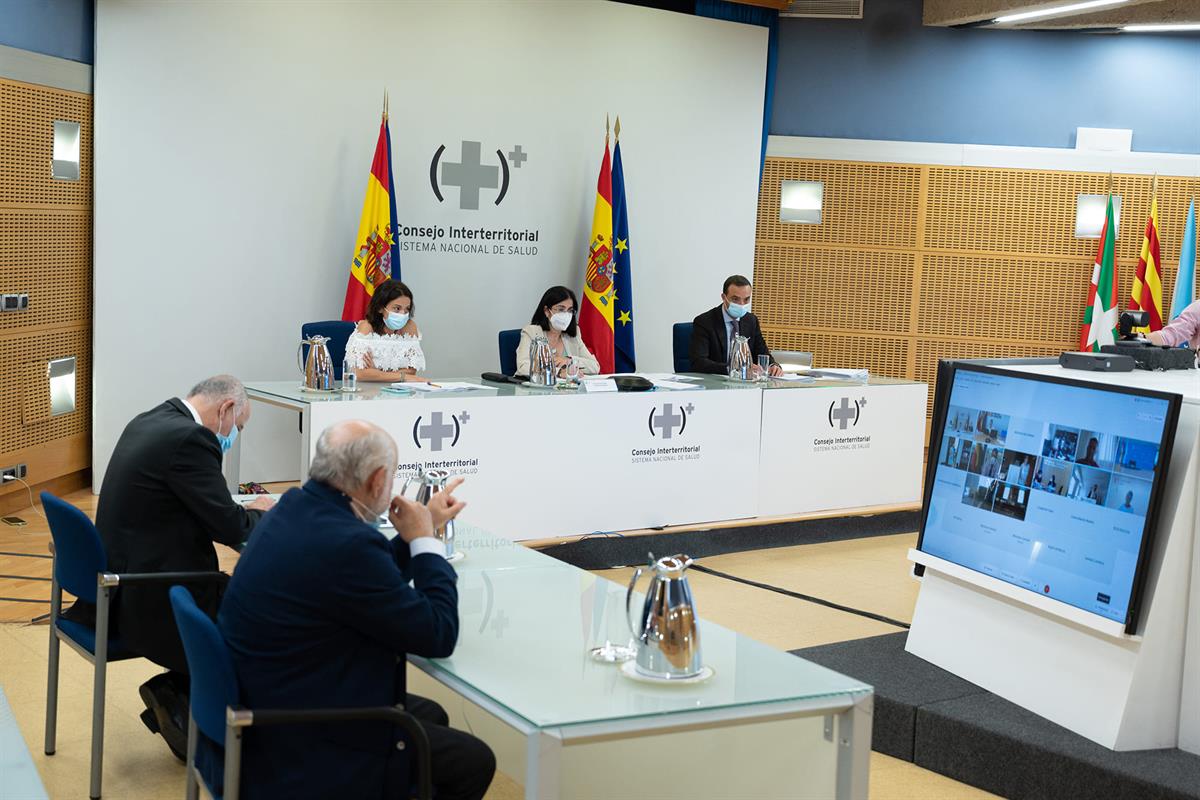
[429,140,528,210]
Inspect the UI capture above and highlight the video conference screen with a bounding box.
[918,364,1179,630]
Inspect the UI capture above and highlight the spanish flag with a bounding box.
[341,106,400,322]
[1129,191,1164,333]
[579,124,615,374]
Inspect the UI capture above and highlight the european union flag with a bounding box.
[612,136,635,372]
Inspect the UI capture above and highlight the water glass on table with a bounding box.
[757,354,771,381]
[342,357,357,392]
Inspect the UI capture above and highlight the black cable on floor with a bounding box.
[690,563,911,630]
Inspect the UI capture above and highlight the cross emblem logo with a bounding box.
[412,411,469,451]
[827,397,864,430]
[429,140,518,210]
[648,402,693,440]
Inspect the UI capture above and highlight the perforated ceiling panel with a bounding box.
[0,78,92,207]
[757,159,922,249]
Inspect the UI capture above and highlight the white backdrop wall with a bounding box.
[93,0,767,486]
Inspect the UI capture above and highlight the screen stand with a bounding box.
[906,406,1199,752]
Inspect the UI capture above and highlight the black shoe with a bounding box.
[139,675,189,762]
[139,708,160,734]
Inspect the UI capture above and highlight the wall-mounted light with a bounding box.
[52,120,81,181]
[48,356,77,416]
[1075,194,1121,239]
[1123,24,1200,32]
[780,180,823,224]
[993,0,1129,25]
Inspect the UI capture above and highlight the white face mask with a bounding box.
[549,311,573,332]
[350,486,389,526]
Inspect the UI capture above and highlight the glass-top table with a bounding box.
[406,524,874,799]
[245,372,913,406]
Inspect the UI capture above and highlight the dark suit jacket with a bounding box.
[688,305,775,375]
[96,398,262,672]
[218,480,459,800]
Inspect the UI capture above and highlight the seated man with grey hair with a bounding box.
[219,419,494,800]
[67,375,276,759]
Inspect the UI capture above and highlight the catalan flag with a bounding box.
[612,120,635,374]
[1080,194,1119,352]
[341,104,400,322]
[1129,191,1164,332]
[579,122,615,374]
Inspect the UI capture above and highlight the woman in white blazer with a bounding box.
[515,285,601,378]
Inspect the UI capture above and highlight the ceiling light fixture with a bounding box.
[993,0,1130,25]
[1123,23,1200,32]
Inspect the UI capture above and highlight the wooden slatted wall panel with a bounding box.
[0,77,92,509]
[755,157,1193,434]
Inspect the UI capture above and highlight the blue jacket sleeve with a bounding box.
[329,534,459,659]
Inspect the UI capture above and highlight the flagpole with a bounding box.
[614,115,621,143]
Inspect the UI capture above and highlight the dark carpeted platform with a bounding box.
[539,509,921,570]
[791,632,981,761]
[792,633,1200,800]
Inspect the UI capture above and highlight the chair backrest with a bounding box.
[672,322,694,373]
[301,320,356,379]
[169,586,240,746]
[41,493,105,603]
[498,328,521,375]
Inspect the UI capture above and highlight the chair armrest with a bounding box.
[230,705,432,800]
[99,571,228,588]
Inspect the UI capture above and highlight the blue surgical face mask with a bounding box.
[384,311,410,331]
[216,409,239,454]
[727,301,750,320]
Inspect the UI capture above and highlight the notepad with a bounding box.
[581,378,618,393]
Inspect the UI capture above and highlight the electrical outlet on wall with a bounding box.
[0,464,27,481]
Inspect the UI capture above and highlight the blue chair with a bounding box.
[498,328,521,375]
[42,492,225,800]
[169,587,432,800]
[673,322,694,373]
[301,320,355,379]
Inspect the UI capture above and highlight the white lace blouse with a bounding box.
[344,330,426,373]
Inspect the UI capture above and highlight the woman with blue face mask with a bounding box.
[344,279,426,382]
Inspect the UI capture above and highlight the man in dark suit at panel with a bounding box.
[219,420,495,800]
[89,374,274,758]
[688,274,783,376]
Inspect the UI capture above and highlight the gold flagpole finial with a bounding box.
[382,89,388,120]
[614,115,621,142]
[606,113,610,142]
[1152,172,1159,197]
[1107,171,1114,196]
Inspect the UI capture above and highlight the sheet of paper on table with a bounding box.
[581,378,619,393]
[402,381,487,392]
[650,379,704,390]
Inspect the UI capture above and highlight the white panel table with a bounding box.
[758,378,927,516]
[234,374,927,540]
[405,523,874,800]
